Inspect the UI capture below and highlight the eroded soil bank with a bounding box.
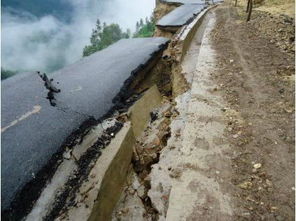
[112,3,294,221]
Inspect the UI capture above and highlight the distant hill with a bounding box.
[1,0,73,21]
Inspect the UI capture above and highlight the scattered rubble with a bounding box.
[112,101,173,221]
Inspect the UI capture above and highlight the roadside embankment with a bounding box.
[2,0,225,220]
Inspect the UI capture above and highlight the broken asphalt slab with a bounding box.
[1,37,169,214]
[160,0,206,4]
[157,4,207,28]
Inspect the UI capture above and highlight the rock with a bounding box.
[164,111,172,118]
[266,179,272,187]
[137,185,146,199]
[271,206,278,212]
[238,181,253,190]
[63,150,72,160]
[150,111,158,123]
[152,136,161,146]
[129,189,136,195]
[253,163,262,169]
[169,168,182,178]
[233,134,239,139]
[132,175,141,190]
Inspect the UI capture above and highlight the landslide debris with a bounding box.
[112,101,174,221]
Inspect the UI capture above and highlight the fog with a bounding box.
[1,0,155,73]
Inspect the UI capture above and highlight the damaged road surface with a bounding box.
[157,4,207,29]
[1,37,169,219]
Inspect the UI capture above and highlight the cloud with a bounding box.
[1,0,155,73]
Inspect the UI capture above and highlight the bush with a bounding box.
[133,17,155,38]
[1,68,16,80]
[83,20,130,57]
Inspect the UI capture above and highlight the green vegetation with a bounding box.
[83,20,130,57]
[133,17,155,38]
[1,68,17,80]
[83,17,155,57]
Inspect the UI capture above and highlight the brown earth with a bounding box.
[211,4,295,221]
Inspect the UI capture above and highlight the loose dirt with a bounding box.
[111,3,294,221]
[211,4,295,220]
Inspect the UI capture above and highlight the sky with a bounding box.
[1,0,155,73]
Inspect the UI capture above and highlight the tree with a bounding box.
[1,68,16,80]
[83,19,129,57]
[133,17,155,38]
[139,19,144,28]
[136,21,140,33]
[246,0,253,21]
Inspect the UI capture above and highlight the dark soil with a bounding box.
[211,5,295,221]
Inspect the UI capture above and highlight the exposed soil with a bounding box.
[111,102,173,221]
[153,1,179,22]
[211,5,295,220]
[236,8,295,55]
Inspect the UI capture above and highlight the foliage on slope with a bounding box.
[83,17,155,57]
[1,68,17,80]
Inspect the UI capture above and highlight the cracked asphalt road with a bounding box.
[1,37,169,211]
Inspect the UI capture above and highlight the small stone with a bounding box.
[242,212,251,216]
[266,179,272,187]
[233,134,239,139]
[137,185,146,198]
[230,59,234,63]
[63,150,72,160]
[238,181,253,189]
[164,111,172,118]
[253,163,262,169]
[129,189,136,195]
[152,136,161,146]
[284,107,293,113]
[271,206,278,212]
[169,168,182,179]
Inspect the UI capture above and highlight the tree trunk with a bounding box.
[235,0,238,6]
[246,0,250,12]
[247,0,253,21]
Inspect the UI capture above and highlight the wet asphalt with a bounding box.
[1,37,169,210]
